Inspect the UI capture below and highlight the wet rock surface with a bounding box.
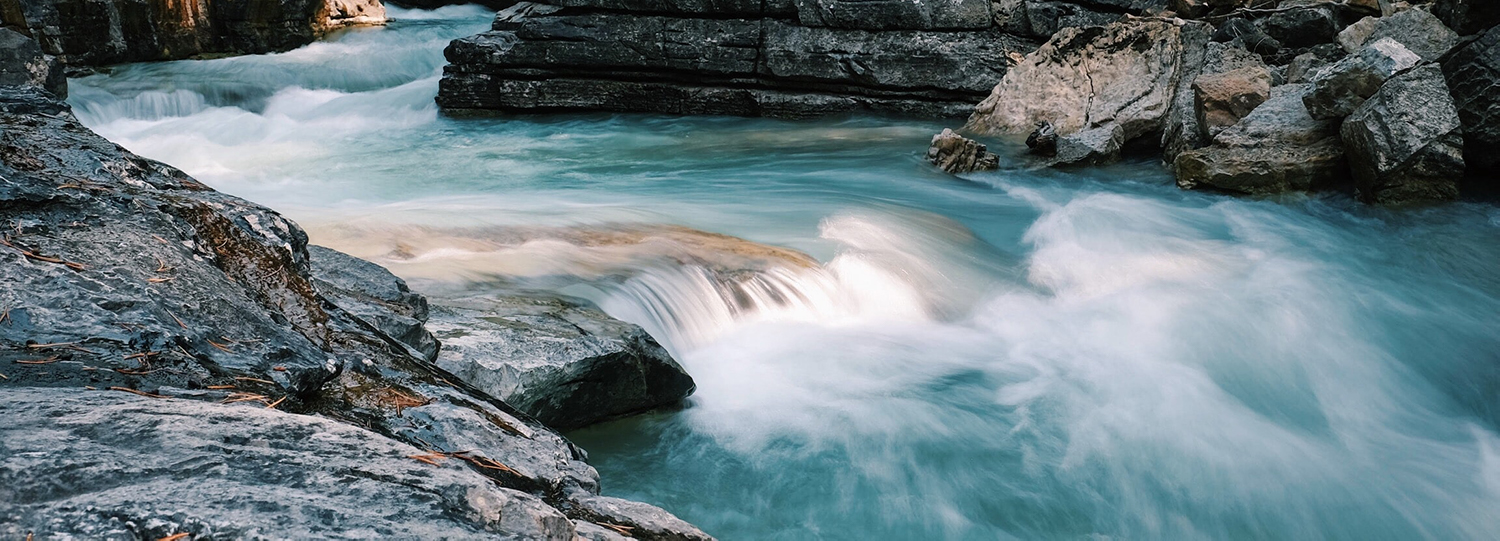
[0,28,63,98]
[1442,23,1500,175]
[1,0,386,66]
[0,57,712,539]
[1174,83,1348,194]
[428,294,696,430]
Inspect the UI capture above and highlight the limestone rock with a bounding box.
[1161,40,1258,162]
[1442,23,1500,173]
[429,295,696,430]
[1193,65,1272,138]
[568,495,715,541]
[0,388,576,540]
[309,245,440,361]
[965,19,1212,152]
[1174,84,1348,194]
[0,28,64,98]
[1349,7,1461,61]
[1053,124,1125,166]
[929,128,1001,173]
[1341,64,1465,204]
[1303,37,1422,119]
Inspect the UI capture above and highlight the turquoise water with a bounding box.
[70,7,1500,540]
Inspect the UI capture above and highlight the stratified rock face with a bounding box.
[1,0,385,66]
[0,388,575,540]
[1,49,713,539]
[928,128,999,173]
[309,245,440,361]
[429,295,696,430]
[1303,37,1421,119]
[0,27,62,97]
[1174,83,1348,194]
[1341,64,1465,204]
[438,2,1037,119]
[964,18,1213,160]
[1442,23,1500,174]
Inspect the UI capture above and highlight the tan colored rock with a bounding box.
[1174,84,1348,194]
[1338,16,1379,52]
[928,128,1000,174]
[1192,65,1272,138]
[964,19,1209,148]
[318,0,388,31]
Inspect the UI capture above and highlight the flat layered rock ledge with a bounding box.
[435,0,1168,118]
[0,33,708,540]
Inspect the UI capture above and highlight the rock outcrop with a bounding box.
[0,27,62,97]
[437,1,1039,118]
[0,0,385,66]
[1341,64,1465,203]
[928,128,1000,173]
[0,37,710,539]
[309,245,440,361]
[963,18,1214,163]
[1442,23,1500,175]
[429,294,696,430]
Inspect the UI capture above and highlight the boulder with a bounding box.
[1162,40,1259,162]
[1285,52,1329,83]
[428,295,696,430]
[1213,17,1283,55]
[965,18,1213,157]
[1026,121,1059,156]
[1174,83,1348,194]
[1303,37,1421,119]
[1193,64,1272,137]
[1053,124,1126,165]
[1431,0,1500,35]
[309,245,440,361]
[0,28,64,98]
[928,128,1001,173]
[1342,7,1460,61]
[1341,64,1465,203]
[1013,0,1122,38]
[4,0,386,66]
[1442,23,1500,173]
[1257,0,1340,49]
[0,388,575,540]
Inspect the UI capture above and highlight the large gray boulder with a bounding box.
[0,388,575,540]
[1341,64,1465,204]
[1442,23,1500,175]
[1336,7,1460,61]
[0,28,64,98]
[1174,84,1348,194]
[1432,0,1500,35]
[429,295,696,430]
[964,18,1214,164]
[1303,37,1422,119]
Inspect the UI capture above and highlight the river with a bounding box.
[68,6,1500,539]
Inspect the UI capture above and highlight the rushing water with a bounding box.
[69,7,1500,540]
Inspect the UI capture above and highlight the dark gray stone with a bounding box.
[1303,37,1421,119]
[793,0,992,30]
[428,295,696,430]
[1441,21,1500,174]
[568,495,715,541]
[0,27,64,98]
[1213,18,1283,55]
[1341,64,1465,204]
[1256,0,1340,49]
[309,245,439,361]
[1361,7,1461,61]
[1432,0,1500,35]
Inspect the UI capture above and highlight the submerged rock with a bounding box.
[1442,23,1500,175]
[429,295,696,430]
[928,128,1001,173]
[1341,64,1465,204]
[4,0,386,66]
[1174,84,1348,194]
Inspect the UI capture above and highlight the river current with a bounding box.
[69,6,1500,540]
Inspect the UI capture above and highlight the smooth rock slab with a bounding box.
[1341,64,1465,204]
[0,388,575,540]
[429,295,695,430]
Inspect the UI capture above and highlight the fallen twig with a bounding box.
[110,386,167,399]
[600,523,635,536]
[265,396,287,409]
[157,533,190,541]
[147,277,175,283]
[0,236,87,271]
[223,392,268,404]
[15,356,60,365]
[205,339,233,353]
[233,376,274,385]
[124,351,160,361]
[206,384,236,390]
[407,452,450,466]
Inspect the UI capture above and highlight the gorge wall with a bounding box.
[435,0,1164,118]
[0,0,385,66]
